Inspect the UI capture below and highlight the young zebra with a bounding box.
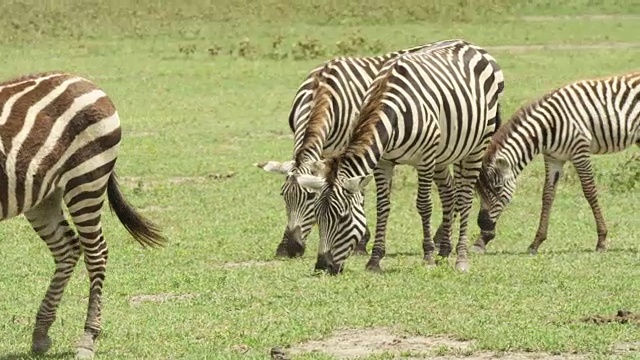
[293,40,504,274]
[474,72,640,254]
[256,40,457,258]
[0,72,166,359]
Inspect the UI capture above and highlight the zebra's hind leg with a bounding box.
[432,165,455,257]
[415,163,437,266]
[365,160,395,272]
[26,189,82,355]
[452,156,484,272]
[528,157,565,255]
[64,175,111,360]
[572,154,608,252]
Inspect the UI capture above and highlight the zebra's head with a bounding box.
[256,160,319,258]
[295,161,372,275]
[476,155,516,234]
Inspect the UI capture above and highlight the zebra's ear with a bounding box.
[343,175,373,194]
[296,174,326,193]
[494,157,509,173]
[254,160,295,175]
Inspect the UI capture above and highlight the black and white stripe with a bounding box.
[256,40,457,258]
[0,72,166,359]
[295,39,505,273]
[474,72,640,254]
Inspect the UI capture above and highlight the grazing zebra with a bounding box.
[293,39,504,274]
[0,72,166,359]
[256,41,457,258]
[474,72,640,254]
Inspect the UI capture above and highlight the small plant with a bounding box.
[178,44,196,56]
[207,45,222,57]
[292,36,326,60]
[608,153,640,194]
[266,35,288,60]
[237,37,257,59]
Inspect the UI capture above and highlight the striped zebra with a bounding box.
[255,41,456,258]
[0,72,166,359]
[293,39,504,274]
[474,72,640,254]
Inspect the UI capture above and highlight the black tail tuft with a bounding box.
[107,172,167,248]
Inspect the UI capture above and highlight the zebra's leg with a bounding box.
[365,160,395,272]
[353,190,370,255]
[63,179,110,359]
[415,163,437,266]
[26,189,82,355]
[528,156,565,254]
[452,155,484,272]
[572,155,608,252]
[432,165,455,257]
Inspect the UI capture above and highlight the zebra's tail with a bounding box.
[107,172,167,248]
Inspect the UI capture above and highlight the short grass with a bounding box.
[0,1,638,359]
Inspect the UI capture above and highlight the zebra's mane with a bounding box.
[295,62,336,167]
[475,90,554,202]
[322,60,397,183]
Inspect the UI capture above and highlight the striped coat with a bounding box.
[0,72,165,359]
[474,72,640,254]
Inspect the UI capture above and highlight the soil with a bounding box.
[282,328,589,359]
[581,309,640,325]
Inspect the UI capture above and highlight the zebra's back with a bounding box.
[369,41,504,166]
[542,73,640,156]
[0,72,120,220]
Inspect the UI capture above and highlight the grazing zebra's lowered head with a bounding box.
[296,157,372,274]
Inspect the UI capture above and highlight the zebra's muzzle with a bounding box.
[314,252,342,275]
[278,226,305,258]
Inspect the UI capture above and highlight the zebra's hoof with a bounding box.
[423,256,436,267]
[32,335,52,354]
[455,261,470,272]
[75,347,95,360]
[470,244,486,254]
[353,245,369,256]
[528,247,538,255]
[365,262,382,273]
[596,245,607,253]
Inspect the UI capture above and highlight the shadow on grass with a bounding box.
[0,351,75,360]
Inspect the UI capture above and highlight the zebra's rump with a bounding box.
[0,72,121,219]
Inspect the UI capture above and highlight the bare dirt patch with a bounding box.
[217,260,275,269]
[129,293,197,306]
[486,42,640,53]
[119,172,236,189]
[580,309,640,325]
[518,14,640,21]
[281,328,587,359]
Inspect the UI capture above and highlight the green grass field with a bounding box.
[0,1,638,359]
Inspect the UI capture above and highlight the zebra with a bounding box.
[255,41,457,259]
[292,39,505,274]
[0,72,166,359]
[473,72,640,254]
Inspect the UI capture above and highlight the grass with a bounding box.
[0,1,638,359]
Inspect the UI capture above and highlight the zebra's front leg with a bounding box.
[365,161,395,272]
[528,157,565,254]
[25,193,82,355]
[415,164,438,266]
[354,191,371,255]
[432,165,455,257]
[573,155,608,252]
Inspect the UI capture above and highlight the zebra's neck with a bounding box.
[491,107,550,176]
